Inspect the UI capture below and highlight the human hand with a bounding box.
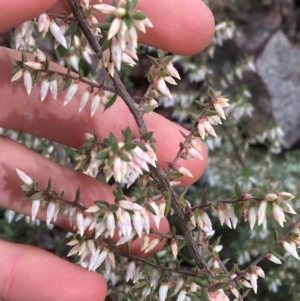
[0,1,214,300]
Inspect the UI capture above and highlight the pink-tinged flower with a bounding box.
[281,202,297,215]
[11,69,23,82]
[203,119,217,137]
[159,282,169,301]
[189,211,196,227]
[95,220,106,239]
[67,244,80,257]
[163,76,177,85]
[282,240,300,259]
[49,19,67,49]
[113,156,123,182]
[229,285,239,298]
[76,211,85,236]
[144,237,160,253]
[265,193,277,201]
[141,234,150,251]
[31,200,41,221]
[93,4,116,14]
[90,93,101,117]
[107,250,116,268]
[107,62,115,77]
[257,200,267,226]
[255,266,265,278]
[201,210,212,230]
[186,146,203,160]
[278,192,295,201]
[248,205,258,230]
[106,211,115,238]
[78,241,87,256]
[119,200,144,211]
[272,203,285,227]
[132,212,143,237]
[40,78,50,102]
[156,77,172,99]
[108,17,122,40]
[238,278,252,288]
[126,261,136,282]
[16,169,33,185]
[197,122,206,140]
[111,36,123,70]
[23,70,32,95]
[46,201,56,225]
[116,231,135,246]
[249,272,258,294]
[128,25,138,46]
[49,79,58,100]
[267,253,282,264]
[38,14,48,32]
[166,62,180,79]
[158,197,166,217]
[217,204,226,226]
[177,165,193,178]
[176,290,186,301]
[171,238,178,258]
[122,52,136,66]
[209,289,229,301]
[24,61,43,70]
[64,81,78,106]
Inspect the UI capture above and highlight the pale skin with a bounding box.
[0,0,215,300]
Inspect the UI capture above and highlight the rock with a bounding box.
[256,31,300,148]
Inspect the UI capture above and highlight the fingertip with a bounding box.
[0,240,107,301]
[0,0,58,33]
[137,0,215,55]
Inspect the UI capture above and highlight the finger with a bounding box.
[0,0,59,32]
[0,0,214,56]
[0,47,208,186]
[0,136,169,256]
[0,239,107,301]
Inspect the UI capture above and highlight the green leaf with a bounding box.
[163,55,173,64]
[75,187,81,203]
[131,0,138,8]
[154,253,161,265]
[109,204,119,212]
[133,12,146,20]
[104,93,117,110]
[111,142,119,153]
[101,38,111,51]
[241,289,250,298]
[114,188,124,201]
[96,148,110,160]
[64,22,78,36]
[31,192,42,200]
[251,188,265,200]
[164,194,171,216]
[123,16,133,28]
[94,200,110,209]
[118,151,131,162]
[58,202,68,215]
[201,189,208,204]
[124,143,136,151]
[122,127,132,143]
[62,77,72,91]
[212,236,222,248]
[32,71,41,85]
[235,182,243,199]
[157,49,165,58]
[46,178,52,193]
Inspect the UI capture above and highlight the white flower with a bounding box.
[16,169,33,185]
[282,240,300,260]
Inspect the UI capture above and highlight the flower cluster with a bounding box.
[76,131,157,188]
[94,1,153,76]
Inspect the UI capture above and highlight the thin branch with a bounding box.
[67,0,212,274]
